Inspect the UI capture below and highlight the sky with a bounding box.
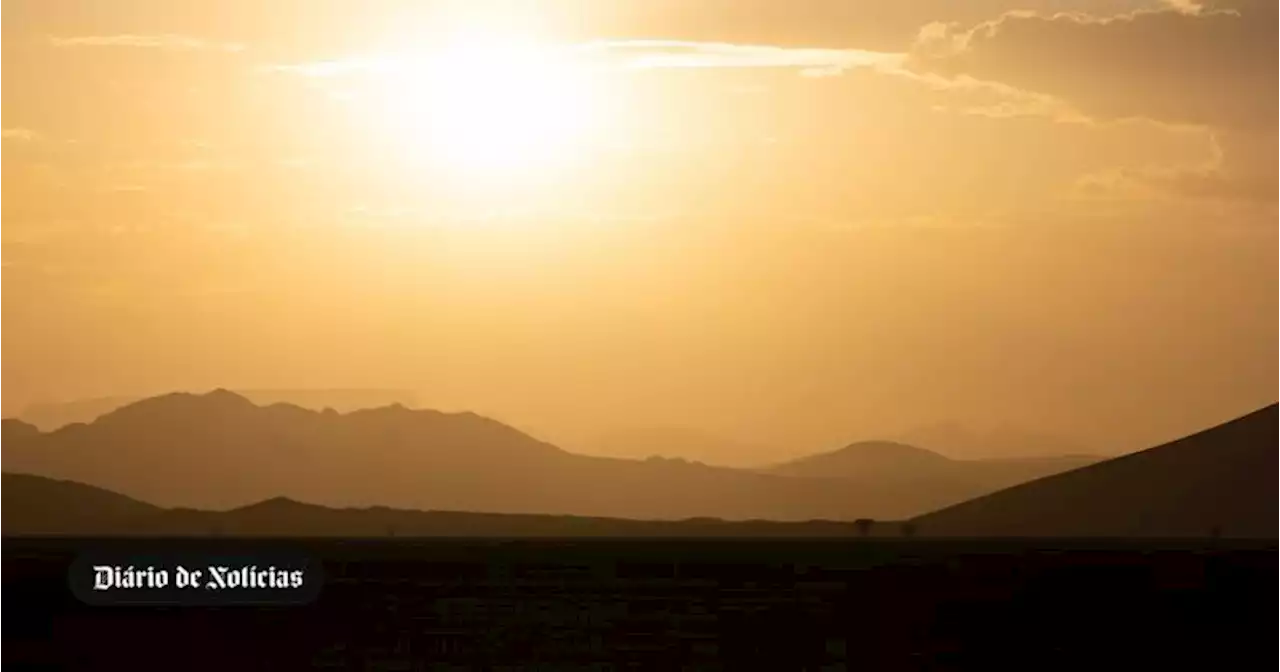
[3,0,1276,457]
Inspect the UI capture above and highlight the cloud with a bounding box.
[910,1,1277,202]
[1077,130,1278,204]
[578,40,902,75]
[48,34,246,52]
[2,128,41,141]
[909,2,1276,130]
[516,0,1180,51]
[1161,0,1202,10]
[266,42,902,80]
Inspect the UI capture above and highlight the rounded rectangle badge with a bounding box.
[69,551,324,606]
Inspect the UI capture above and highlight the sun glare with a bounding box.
[369,33,600,181]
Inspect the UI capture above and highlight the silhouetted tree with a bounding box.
[854,518,874,537]
[901,522,917,538]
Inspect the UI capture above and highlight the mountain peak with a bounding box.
[838,440,950,461]
[233,496,315,513]
[2,418,42,441]
[95,389,258,425]
[796,440,951,469]
[769,440,951,478]
[205,388,250,403]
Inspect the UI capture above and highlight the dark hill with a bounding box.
[0,473,871,537]
[911,404,1280,538]
[1,472,161,534]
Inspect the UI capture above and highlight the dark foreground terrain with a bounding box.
[5,537,1275,670]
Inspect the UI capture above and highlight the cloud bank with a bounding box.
[911,0,1277,202]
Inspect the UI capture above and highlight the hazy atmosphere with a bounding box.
[4,0,1276,462]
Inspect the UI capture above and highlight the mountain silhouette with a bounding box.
[2,418,41,442]
[15,388,419,431]
[2,473,161,534]
[768,440,1102,501]
[5,390,952,520]
[771,441,952,476]
[13,396,138,432]
[910,404,1279,538]
[1,472,876,537]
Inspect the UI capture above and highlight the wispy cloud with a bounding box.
[265,40,902,79]
[579,40,902,75]
[48,34,246,52]
[1162,0,1210,15]
[2,128,41,141]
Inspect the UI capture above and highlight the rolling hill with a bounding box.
[1,473,162,535]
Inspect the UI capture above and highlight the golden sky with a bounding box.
[3,0,1276,456]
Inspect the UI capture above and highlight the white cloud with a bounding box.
[579,40,903,73]
[265,41,903,80]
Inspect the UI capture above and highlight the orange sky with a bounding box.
[3,0,1276,457]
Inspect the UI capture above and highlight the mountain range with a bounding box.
[14,389,419,432]
[0,390,1104,520]
[5,402,1274,538]
[3,391,1274,534]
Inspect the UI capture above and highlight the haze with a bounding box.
[3,0,1276,461]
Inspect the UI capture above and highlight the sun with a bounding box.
[368,33,601,182]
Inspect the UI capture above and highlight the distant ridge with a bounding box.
[767,439,1101,497]
[0,473,873,538]
[588,427,788,467]
[911,404,1279,538]
[770,441,951,476]
[15,388,419,431]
